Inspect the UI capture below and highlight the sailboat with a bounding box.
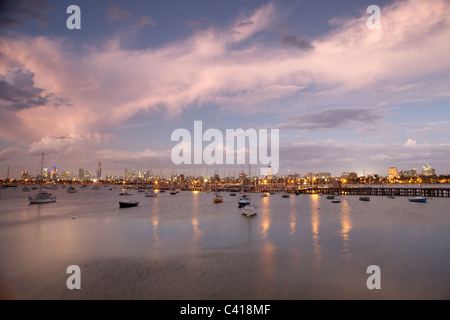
[282,174,290,198]
[145,189,158,197]
[213,190,223,203]
[241,164,256,216]
[29,153,56,204]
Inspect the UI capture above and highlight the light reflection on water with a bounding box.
[310,194,322,272]
[0,187,450,299]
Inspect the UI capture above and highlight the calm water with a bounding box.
[0,186,449,299]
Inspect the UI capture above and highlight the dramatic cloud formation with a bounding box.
[0,0,449,175]
[0,68,50,110]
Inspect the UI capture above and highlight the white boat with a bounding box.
[145,190,158,197]
[119,189,132,196]
[242,204,257,217]
[29,190,56,204]
[240,164,255,213]
[238,194,250,207]
[29,153,56,204]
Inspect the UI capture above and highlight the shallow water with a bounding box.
[0,186,449,299]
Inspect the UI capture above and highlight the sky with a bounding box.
[0,0,449,179]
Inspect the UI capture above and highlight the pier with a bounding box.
[161,185,450,197]
[295,187,450,197]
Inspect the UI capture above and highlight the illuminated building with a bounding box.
[388,167,400,180]
[422,164,435,177]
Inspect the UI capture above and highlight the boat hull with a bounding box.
[145,193,157,197]
[29,197,56,204]
[408,198,427,203]
[242,206,257,217]
[119,201,139,208]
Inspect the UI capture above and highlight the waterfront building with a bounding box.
[388,167,400,180]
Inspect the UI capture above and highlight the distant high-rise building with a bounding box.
[21,171,30,181]
[341,172,350,178]
[388,167,400,180]
[410,168,417,177]
[97,162,102,180]
[422,164,435,177]
[61,171,71,181]
[78,168,84,181]
[267,166,273,179]
[51,164,57,182]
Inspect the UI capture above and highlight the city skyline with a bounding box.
[1,0,450,179]
[3,160,446,181]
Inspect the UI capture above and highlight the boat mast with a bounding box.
[39,152,44,195]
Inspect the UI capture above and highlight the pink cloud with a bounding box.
[0,0,448,158]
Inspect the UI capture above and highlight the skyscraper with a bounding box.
[97,162,102,180]
[78,168,84,181]
[422,164,435,177]
[267,166,273,179]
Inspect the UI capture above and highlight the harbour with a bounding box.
[0,186,449,299]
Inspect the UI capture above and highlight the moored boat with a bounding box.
[238,194,250,207]
[359,196,370,201]
[408,197,427,203]
[145,190,157,197]
[29,153,56,204]
[119,201,139,208]
[29,190,56,204]
[213,192,223,203]
[242,204,257,217]
[119,189,132,196]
